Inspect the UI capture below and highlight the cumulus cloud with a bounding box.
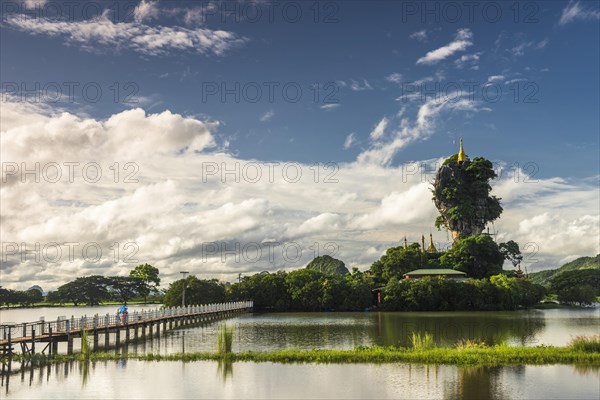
[1,101,597,289]
[417,29,473,65]
[4,13,246,56]
[559,1,600,25]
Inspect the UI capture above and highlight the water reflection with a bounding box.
[1,359,598,399]
[217,359,233,382]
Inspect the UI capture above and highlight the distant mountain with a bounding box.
[306,255,349,276]
[529,254,599,286]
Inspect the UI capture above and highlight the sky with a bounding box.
[1,0,599,290]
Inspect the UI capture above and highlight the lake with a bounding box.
[1,307,599,399]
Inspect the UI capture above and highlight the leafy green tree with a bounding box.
[440,234,504,278]
[549,269,600,306]
[499,240,524,270]
[228,271,291,311]
[129,264,160,304]
[556,286,597,306]
[109,276,142,303]
[370,243,423,285]
[56,280,87,305]
[285,269,324,311]
[163,276,226,307]
[306,255,349,276]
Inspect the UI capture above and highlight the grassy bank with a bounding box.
[12,345,600,367]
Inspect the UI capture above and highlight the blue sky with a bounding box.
[1,1,599,288]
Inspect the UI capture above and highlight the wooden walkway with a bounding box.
[0,301,253,357]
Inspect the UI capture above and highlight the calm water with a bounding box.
[1,307,599,399]
[2,360,599,399]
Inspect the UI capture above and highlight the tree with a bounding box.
[433,155,502,240]
[285,269,324,311]
[163,276,226,307]
[109,276,142,303]
[228,271,290,311]
[499,240,524,270]
[55,276,110,306]
[129,264,160,304]
[306,255,349,276]
[440,234,504,278]
[370,243,423,285]
[550,269,600,306]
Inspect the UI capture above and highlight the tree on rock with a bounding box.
[433,139,502,240]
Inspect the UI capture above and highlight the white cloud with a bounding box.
[320,103,341,111]
[349,80,373,91]
[454,52,481,70]
[504,78,528,85]
[344,133,357,149]
[134,0,160,23]
[370,118,388,140]
[509,39,548,56]
[260,110,275,122]
[385,73,403,84]
[409,30,428,42]
[487,75,506,83]
[559,1,600,25]
[22,0,47,8]
[417,29,473,65]
[4,13,246,56]
[358,94,490,166]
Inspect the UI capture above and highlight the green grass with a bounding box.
[410,332,434,350]
[569,335,600,353]
[217,324,233,355]
[13,343,600,367]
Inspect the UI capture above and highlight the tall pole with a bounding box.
[180,271,189,307]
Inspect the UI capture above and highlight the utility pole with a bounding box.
[180,271,189,307]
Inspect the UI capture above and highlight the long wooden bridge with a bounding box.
[0,301,253,358]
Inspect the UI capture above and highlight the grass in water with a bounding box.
[411,332,434,350]
[569,335,600,352]
[217,324,233,355]
[80,330,91,361]
[455,339,488,350]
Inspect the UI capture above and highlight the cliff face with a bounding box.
[433,159,487,240]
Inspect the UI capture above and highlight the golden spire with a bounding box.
[457,136,467,163]
[404,236,408,250]
[427,233,437,253]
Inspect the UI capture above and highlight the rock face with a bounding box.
[306,255,349,275]
[433,157,497,241]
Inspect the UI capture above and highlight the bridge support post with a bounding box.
[67,334,73,355]
[93,329,99,351]
[48,327,53,356]
[115,329,120,348]
[125,326,130,343]
[134,324,139,341]
[31,329,35,355]
[105,327,109,348]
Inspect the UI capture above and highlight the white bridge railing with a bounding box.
[1,300,253,340]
